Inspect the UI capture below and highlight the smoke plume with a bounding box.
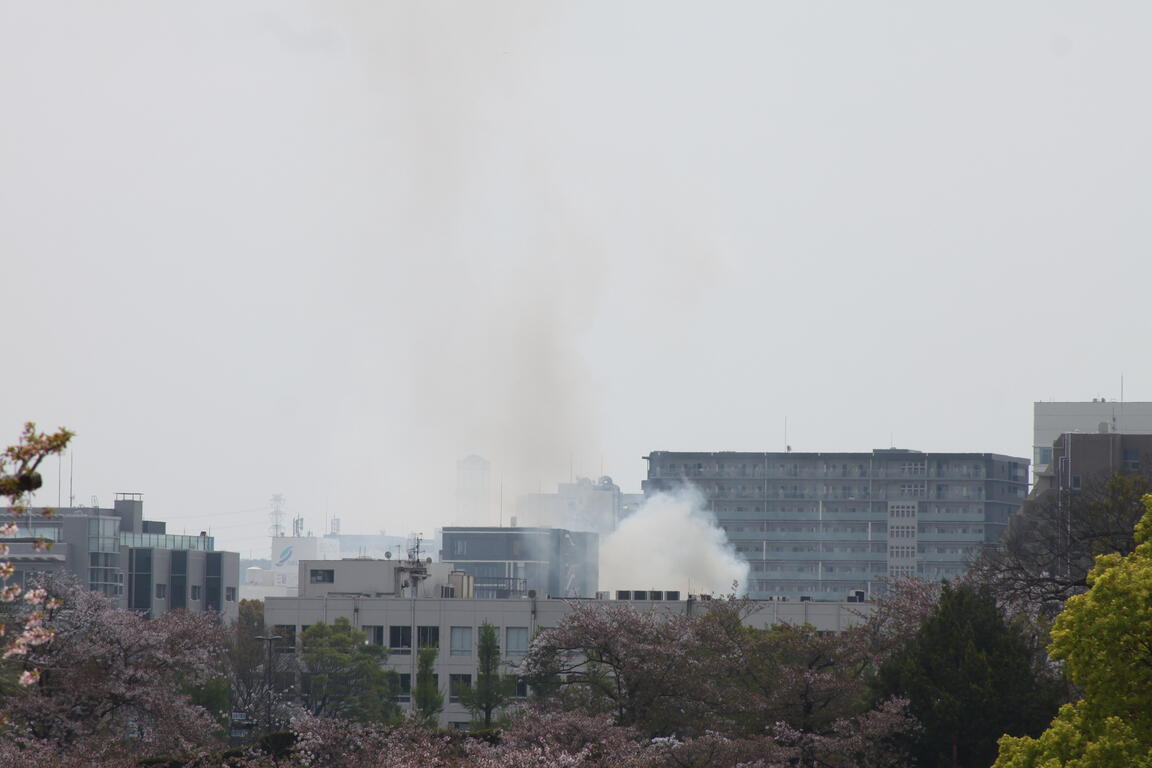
[599,486,749,596]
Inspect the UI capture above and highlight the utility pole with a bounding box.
[255,634,282,733]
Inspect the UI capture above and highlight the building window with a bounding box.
[506,627,529,655]
[191,585,202,601]
[155,583,167,599]
[514,678,528,698]
[1070,475,1082,490]
[449,673,472,703]
[453,540,467,556]
[362,625,384,645]
[390,625,412,655]
[309,569,335,584]
[225,587,236,602]
[450,626,472,656]
[395,673,411,702]
[417,626,440,649]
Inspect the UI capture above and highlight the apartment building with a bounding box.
[643,449,1029,600]
[1,493,240,621]
[265,557,870,729]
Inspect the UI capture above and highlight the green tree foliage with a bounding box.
[994,495,1152,768]
[300,617,399,723]
[876,582,1065,768]
[412,646,443,726]
[460,620,512,728]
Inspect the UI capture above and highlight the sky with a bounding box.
[3,3,1151,559]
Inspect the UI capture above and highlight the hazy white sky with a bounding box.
[3,3,1150,557]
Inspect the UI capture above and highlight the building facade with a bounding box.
[1031,431,1152,499]
[2,493,240,621]
[440,527,598,598]
[265,557,870,729]
[516,476,644,533]
[1033,400,1152,475]
[643,449,1029,600]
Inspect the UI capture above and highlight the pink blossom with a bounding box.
[18,668,40,686]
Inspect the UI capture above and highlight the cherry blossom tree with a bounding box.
[0,423,73,695]
[5,574,228,757]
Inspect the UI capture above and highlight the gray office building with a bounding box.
[440,526,598,598]
[643,449,1029,600]
[2,493,239,621]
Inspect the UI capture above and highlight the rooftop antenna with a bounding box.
[784,416,788,451]
[269,494,286,538]
[68,451,74,507]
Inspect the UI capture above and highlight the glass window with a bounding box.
[225,586,236,601]
[155,583,167,599]
[450,626,472,656]
[309,569,335,584]
[449,673,471,703]
[395,673,411,702]
[417,626,439,649]
[390,625,412,654]
[362,625,384,645]
[191,585,202,600]
[505,627,529,654]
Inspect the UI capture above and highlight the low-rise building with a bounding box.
[1,493,240,621]
[265,557,870,729]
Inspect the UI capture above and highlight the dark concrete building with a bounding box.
[2,493,240,621]
[644,449,1029,601]
[439,526,598,598]
[1030,431,1152,499]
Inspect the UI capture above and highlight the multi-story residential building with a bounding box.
[1,493,240,621]
[440,527,598,599]
[643,449,1029,600]
[1033,400,1152,475]
[265,557,870,729]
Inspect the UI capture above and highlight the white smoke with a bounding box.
[599,486,749,596]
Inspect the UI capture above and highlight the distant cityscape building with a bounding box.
[440,526,598,598]
[456,454,492,523]
[265,558,871,729]
[1033,400,1152,475]
[517,476,643,533]
[1030,431,1152,500]
[1,493,240,621]
[643,449,1029,601]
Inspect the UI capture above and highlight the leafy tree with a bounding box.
[412,646,443,726]
[994,494,1152,768]
[972,473,1152,612]
[875,581,1065,768]
[300,617,399,723]
[461,620,513,728]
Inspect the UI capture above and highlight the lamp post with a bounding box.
[255,634,282,734]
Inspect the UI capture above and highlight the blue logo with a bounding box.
[275,545,294,566]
